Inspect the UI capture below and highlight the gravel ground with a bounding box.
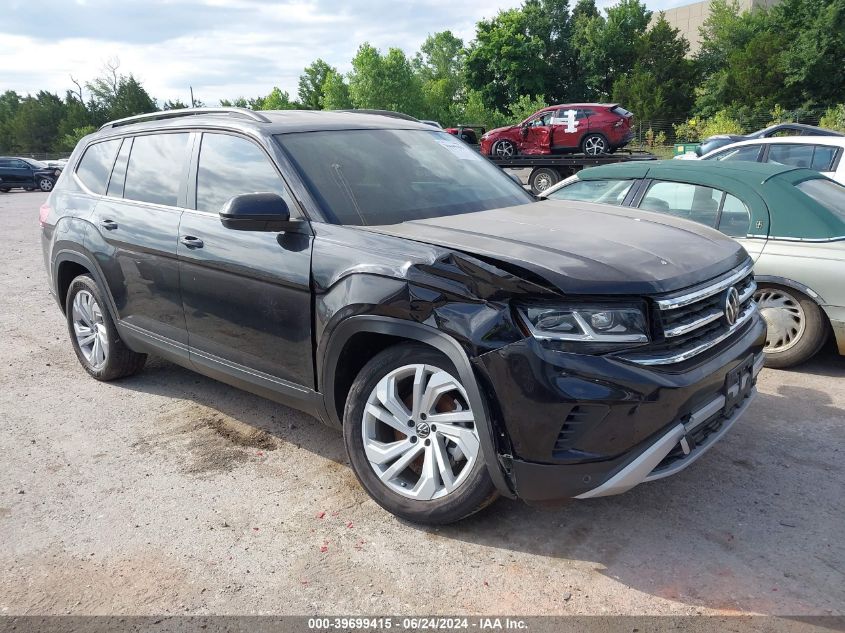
[1,190,843,616]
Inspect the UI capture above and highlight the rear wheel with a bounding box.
[65,275,147,380]
[529,167,561,195]
[754,284,828,368]
[492,139,517,159]
[343,343,497,524]
[0,188,9,193]
[581,133,608,156]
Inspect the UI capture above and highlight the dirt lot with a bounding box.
[1,190,843,616]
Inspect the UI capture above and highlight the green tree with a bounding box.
[573,0,652,100]
[321,69,353,110]
[612,15,695,123]
[348,43,423,114]
[771,0,845,108]
[0,90,22,152]
[58,125,97,151]
[258,87,298,110]
[414,31,465,123]
[465,8,547,111]
[9,91,65,152]
[162,99,189,110]
[298,59,333,110]
[508,94,548,122]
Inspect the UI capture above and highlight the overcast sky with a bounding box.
[1,0,690,106]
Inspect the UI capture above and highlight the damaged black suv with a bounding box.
[41,108,766,524]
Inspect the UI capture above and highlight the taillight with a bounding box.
[39,202,51,227]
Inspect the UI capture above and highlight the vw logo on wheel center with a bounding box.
[724,286,741,326]
[415,421,431,439]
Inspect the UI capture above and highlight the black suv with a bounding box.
[41,108,766,524]
[0,156,60,192]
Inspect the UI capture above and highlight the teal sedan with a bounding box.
[541,160,845,368]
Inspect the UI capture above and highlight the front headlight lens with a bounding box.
[518,304,649,349]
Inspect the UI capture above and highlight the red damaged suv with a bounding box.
[480,104,634,157]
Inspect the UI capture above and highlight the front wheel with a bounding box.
[39,178,54,192]
[754,284,828,368]
[492,139,517,159]
[343,343,497,524]
[581,134,608,156]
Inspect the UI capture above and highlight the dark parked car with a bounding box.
[0,157,60,192]
[41,108,764,524]
[480,104,634,157]
[694,123,843,157]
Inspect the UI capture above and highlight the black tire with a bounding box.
[755,284,828,369]
[0,188,9,193]
[581,133,608,155]
[38,177,55,192]
[65,274,147,381]
[491,139,517,159]
[529,167,561,195]
[343,343,498,525]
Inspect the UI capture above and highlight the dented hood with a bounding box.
[368,199,749,295]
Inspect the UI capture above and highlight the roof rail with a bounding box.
[334,109,420,123]
[99,107,271,130]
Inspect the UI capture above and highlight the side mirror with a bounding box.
[219,192,294,232]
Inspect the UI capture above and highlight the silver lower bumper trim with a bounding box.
[575,352,763,499]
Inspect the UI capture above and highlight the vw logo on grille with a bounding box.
[416,421,431,439]
[724,286,741,326]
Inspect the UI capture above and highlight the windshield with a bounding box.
[276,129,533,226]
[796,178,845,222]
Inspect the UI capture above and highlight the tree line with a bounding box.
[2,0,844,156]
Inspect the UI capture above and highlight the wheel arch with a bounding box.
[754,275,826,304]
[320,315,515,498]
[53,249,118,320]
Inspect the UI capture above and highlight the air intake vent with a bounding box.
[552,404,609,456]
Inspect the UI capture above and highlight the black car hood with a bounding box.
[367,200,749,295]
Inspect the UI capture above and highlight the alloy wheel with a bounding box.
[755,287,806,352]
[494,141,515,159]
[39,178,54,192]
[72,290,109,370]
[362,364,480,501]
[583,135,607,155]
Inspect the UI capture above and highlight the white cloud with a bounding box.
[0,0,683,105]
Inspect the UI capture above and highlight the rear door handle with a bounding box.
[100,219,118,231]
[180,235,204,249]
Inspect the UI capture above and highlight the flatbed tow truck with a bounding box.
[485,149,658,194]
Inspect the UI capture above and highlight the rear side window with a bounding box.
[639,181,721,226]
[717,194,751,237]
[76,139,121,195]
[123,133,190,207]
[547,179,632,205]
[707,145,762,162]
[796,178,845,222]
[195,133,293,213]
[810,146,838,171]
[766,143,814,168]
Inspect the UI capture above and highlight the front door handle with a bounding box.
[100,219,118,231]
[180,235,204,249]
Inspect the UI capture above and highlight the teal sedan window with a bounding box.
[640,181,721,227]
[717,194,751,237]
[796,178,845,221]
[547,179,632,205]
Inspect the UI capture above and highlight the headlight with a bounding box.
[54,169,61,177]
[517,303,649,352]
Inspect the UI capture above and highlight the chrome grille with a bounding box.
[622,264,757,366]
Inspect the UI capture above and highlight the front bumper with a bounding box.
[476,313,766,502]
